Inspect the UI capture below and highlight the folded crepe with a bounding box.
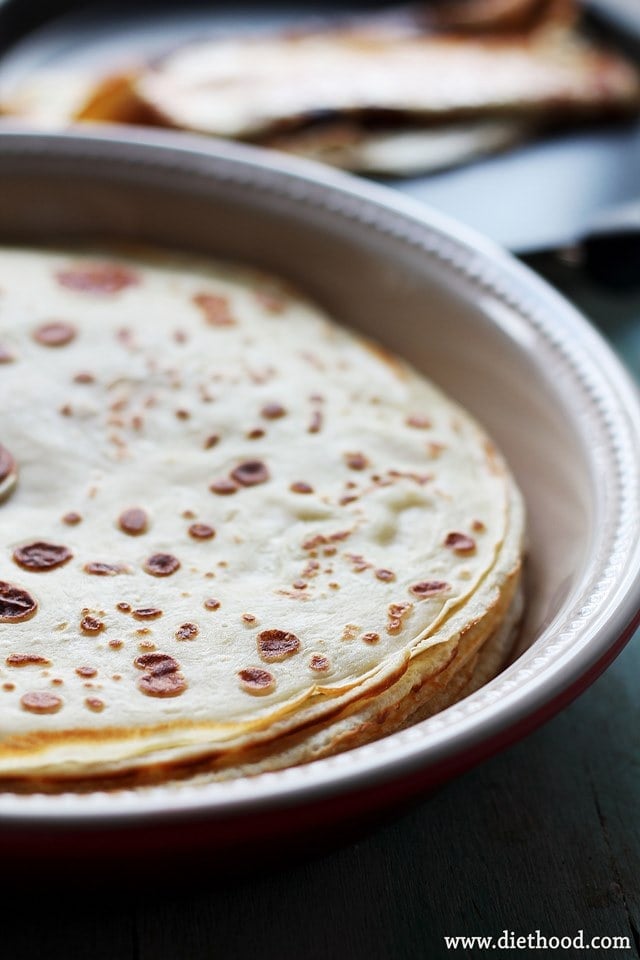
[2,0,638,175]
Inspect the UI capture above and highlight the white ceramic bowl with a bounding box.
[0,127,638,860]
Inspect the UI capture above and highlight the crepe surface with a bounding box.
[0,248,524,785]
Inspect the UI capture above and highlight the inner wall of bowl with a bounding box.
[0,154,597,652]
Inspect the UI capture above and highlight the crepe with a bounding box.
[127,6,638,138]
[1,0,638,176]
[0,247,524,787]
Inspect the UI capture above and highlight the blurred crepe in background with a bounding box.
[1,0,639,175]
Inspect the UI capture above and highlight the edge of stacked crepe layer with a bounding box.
[1,577,524,794]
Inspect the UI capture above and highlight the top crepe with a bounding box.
[0,248,524,785]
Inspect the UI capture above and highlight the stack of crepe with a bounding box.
[2,0,639,175]
[0,247,524,789]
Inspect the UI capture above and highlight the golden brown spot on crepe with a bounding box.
[246,428,265,440]
[375,568,396,582]
[309,654,330,672]
[261,402,286,420]
[108,639,124,649]
[301,559,320,579]
[176,623,198,641]
[33,321,76,347]
[306,408,323,435]
[13,542,72,572]
[303,529,352,551]
[80,615,105,635]
[387,602,413,636]
[56,262,139,294]
[472,519,486,533]
[204,434,220,449]
[84,562,128,576]
[257,629,301,662]
[144,553,181,577]
[3,683,15,691]
[344,451,369,470]
[132,607,163,621]
[134,652,179,672]
[85,697,105,712]
[290,481,314,494]
[118,507,148,536]
[406,414,432,429]
[175,408,191,421]
[410,580,451,598]
[302,534,324,550]
[242,613,257,625]
[6,653,50,667]
[188,523,216,540]
[0,345,14,363]
[210,478,238,495]
[362,632,380,644]
[371,475,393,490]
[444,532,477,554]
[388,469,431,486]
[116,602,131,613]
[347,554,371,573]
[62,511,82,526]
[238,667,275,695]
[75,666,97,678]
[21,691,63,714]
[341,624,360,642]
[204,598,221,610]
[73,371,95,384]
[193,292,235,327]
[138,672,187,697]
[231,460,270,487]
[134,653,186,697]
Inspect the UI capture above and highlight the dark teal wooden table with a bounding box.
[3,257,639,960]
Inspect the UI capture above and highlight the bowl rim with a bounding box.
[0,125,639,827]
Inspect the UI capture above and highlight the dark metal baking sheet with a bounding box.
[0,0,638,253]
